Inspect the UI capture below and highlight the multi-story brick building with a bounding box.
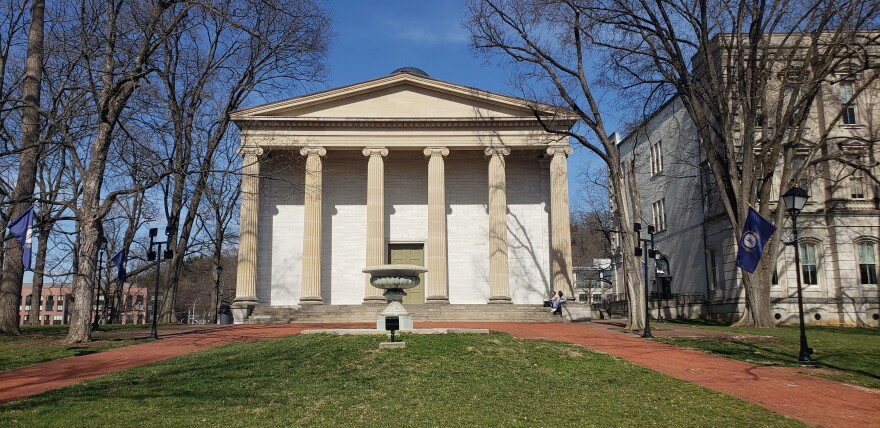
[19,284,149,326]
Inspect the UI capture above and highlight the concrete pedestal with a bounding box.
[376,301,413,330]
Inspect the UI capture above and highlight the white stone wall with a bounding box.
[257,148,552,306]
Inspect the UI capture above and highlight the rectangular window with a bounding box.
[53,315,62,325]
[851,157,865,199]
[708,249,718,290]
[25,294,32,311]
[840,81,857,125]
[650,141,664,176]
[652,199,667,232]
[858,242,878,285]
[792,155,811,191]
[800,242,819,285]
[46,295,54,311]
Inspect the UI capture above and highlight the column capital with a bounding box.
[238,146,264,157]
[423,147,450,157]
[300,146,327,157]
[484,147,511,157]
[362,147,389,157]
[547,146,573,157]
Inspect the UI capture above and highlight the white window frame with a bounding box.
[652,199,667,232]
[839,80,857,125]
[650,141,664,176]
[856,240,878,285]
[798,241,820,286]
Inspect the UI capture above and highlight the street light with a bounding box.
[147,225,174,340]
[634,223,658,338]
[92,236,108,332]
[782,186,814,365]
[215,264,223,324]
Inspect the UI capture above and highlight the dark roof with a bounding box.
[390,67,429,77]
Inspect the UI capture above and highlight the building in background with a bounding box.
[19,284,148,326]
[615,43,879,326]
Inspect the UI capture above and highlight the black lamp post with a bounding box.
[634,223,658,338]
[782,186,814,365]
[147,226,174,340]
[214,264,222,324]
[92,236,108,332]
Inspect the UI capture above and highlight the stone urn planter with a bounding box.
[363,264,428,331]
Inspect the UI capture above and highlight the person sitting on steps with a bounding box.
[550,290,566,313]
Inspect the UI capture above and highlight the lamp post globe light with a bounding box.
[782,186,814,365]
[92,236,108,332]
[147,225,175,340]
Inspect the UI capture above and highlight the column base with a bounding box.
[425,296,450,304]
[231,297,259,324]
[299,297,324,305]
[488,296,513,304]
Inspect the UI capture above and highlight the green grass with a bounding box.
[0,333,803,427]
[0,324,147,372]
[655,320,880,389]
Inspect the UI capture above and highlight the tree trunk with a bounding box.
[0,0,44,335]
[26,220,52,325]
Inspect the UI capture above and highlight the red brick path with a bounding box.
[1,322,877,428]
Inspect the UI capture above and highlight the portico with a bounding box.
[230,68,577,322]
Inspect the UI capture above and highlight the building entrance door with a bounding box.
[388,243,425,305]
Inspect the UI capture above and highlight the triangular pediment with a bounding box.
[232,73,568,122]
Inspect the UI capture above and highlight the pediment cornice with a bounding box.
[231,73,577,124]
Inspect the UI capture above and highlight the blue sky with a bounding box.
[319,0,613,211]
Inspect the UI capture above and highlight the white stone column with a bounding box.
[363,147,389,303]
[300,146,326,304]
[233,146,263,322]
[486,147,512,304]
[424,147,449,304]
[548,146,575,298]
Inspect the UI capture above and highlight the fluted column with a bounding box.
[548,146,575,298]
[486,147,512,304]
[363,147,389,303]
[233,146,263,322]
[424,147,449,304]
[300,146,326,304]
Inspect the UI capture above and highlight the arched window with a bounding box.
[857,241,878,285]
[799,242,819,286]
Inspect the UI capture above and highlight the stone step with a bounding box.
[245,303,582,324]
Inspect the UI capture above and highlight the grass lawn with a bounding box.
[0,332,803,427]
[654,320,880,389]
[0,324,147,372]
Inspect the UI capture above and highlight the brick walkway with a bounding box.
[1,322,877,428]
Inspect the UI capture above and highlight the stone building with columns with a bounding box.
[229,68,580,323]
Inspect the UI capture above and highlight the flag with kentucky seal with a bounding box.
[7,204,35,271]
[735,207,777,273]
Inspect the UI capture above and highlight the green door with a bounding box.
[389,243,425,305]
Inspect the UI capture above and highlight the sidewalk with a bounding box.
[1,322,877,427]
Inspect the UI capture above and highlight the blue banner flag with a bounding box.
[735,207,777,273]
[7,205,35,271]
[110,249,127,281]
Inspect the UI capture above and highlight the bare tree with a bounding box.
[590,0,880,326]
[153,0,331,322]
[63,0,191,343]
[0,0,45,334]
[467,0,648,329]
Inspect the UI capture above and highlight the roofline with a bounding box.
[231,71,577,120]
[619,95,680,146]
